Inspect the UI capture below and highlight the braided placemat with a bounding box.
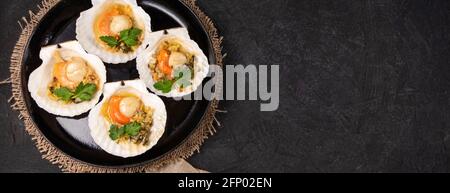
[9,0,223,172]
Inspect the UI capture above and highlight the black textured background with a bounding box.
[1,0,450,172]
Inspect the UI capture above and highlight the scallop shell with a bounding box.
[27,40,107,117]
[136,27,209,97]
[76,0,152,64]
[88,80,167,158]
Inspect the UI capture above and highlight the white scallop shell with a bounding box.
[88,80,167,158]
[76,0,152,64]
[27,40,107,117]
[136,27,209,98]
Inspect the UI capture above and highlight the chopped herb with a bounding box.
[108,122,142,141]
[153,79,174,93]
[109,124,124,140]
[123,122,141,136]
[51,82,97,102]
[53,87,73,101]
[100,27,142,52]
[129,28,142,37]
[120,28,142,47]
[100,36,119,47]
[153,66,192,93]
[73,82,97,102]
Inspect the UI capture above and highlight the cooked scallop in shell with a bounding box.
[136,27,209,97]
[27,41,107,117]
[76,0,152,64]
[88,80,167,158]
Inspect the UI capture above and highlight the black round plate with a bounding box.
[22,0,215,167]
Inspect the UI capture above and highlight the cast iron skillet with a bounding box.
[21,0,215,167]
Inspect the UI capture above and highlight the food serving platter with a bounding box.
[19,0,218,168]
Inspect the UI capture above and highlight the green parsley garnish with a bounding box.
[99,36,119,47]
[153,67,192,93]
[53,87,74,101]
[120,28,142,47]
[153,79,175,94]
[100,27,142,52]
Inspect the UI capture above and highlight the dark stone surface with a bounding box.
[1,0,450,173]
